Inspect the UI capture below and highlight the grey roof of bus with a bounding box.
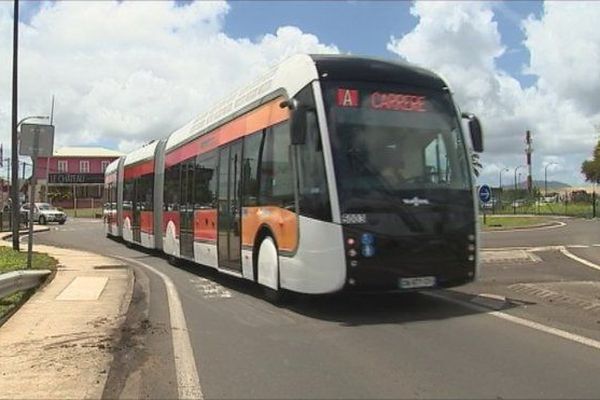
[309,54,447,89]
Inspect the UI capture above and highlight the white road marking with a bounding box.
[424,291,600,351]
[559,247,600,273]
[566,245,590,249]
[190,277,232,299]
[118,256,203,400]
[482,220,566,233]
[593,244,600,247]
[483,245,588,252]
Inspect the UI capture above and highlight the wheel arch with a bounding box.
[252,223,278,282]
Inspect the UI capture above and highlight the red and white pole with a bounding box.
[526,130,533,194]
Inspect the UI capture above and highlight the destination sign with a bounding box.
[370,92,426,112]
[336,88,427,112]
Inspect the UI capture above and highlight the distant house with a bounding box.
[33,147,123,208]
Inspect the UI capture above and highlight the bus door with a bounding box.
[180,159,195,259]
[132,179,141,243]
[217,141,242,272]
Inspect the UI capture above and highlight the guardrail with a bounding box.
[0,270,52,299]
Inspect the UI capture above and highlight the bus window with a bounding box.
[294,85,331,222]
[242,130,264,207]
[164,164,181,211]
[259,122,294,210]
[194,152,218,209]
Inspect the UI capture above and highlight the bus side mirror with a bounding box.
[462,112,483,152]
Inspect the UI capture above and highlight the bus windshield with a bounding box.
[323,82,472,212]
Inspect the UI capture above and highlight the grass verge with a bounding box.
[0,247,58,320]
[481,215,553,231]
[63,208,103,218]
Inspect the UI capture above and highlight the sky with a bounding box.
[0,0,599,186]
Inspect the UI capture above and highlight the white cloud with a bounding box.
[387,1,599,186]
[0,0,339,155]
[524,2,600,115]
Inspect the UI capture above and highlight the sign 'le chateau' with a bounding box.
[48,173,105,184]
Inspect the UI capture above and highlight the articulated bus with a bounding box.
[105,54,483,298]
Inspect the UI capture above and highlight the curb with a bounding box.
[1,226,52,241]
[483,220,564,232]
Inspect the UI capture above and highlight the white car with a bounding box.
[21,203,67,225]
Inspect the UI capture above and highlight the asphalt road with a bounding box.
[34,218,600,399]
[481,217,599,250]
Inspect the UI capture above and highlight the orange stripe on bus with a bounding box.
[241,206,298,253]
[166,97,289,167]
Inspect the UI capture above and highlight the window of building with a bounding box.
[101,161,110,172]
[80,160,90,173]
[57,160,68,173]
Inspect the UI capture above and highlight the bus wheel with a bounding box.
[257,236,286,304]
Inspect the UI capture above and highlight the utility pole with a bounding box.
[11,0,20,250]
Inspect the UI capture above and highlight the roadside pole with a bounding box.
[483,205,487,225]
[73,184,77,217]
[26,157,35,268]
[19,123,54,268]
[593,187,597,219]
[10,0,19,250]
[478,184,491,227]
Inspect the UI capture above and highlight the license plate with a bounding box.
[399,276,436,289]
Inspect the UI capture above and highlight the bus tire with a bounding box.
[257,236,286,304]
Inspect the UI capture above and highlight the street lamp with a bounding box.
[514,165,525,191]
[513,165,526,215]
[544,162,558,196]
[17,115,49,127]
[499,168,509,190]
[498,168,509,213]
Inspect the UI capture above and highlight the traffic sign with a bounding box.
[478,184,492,203]
[19,123,55,157]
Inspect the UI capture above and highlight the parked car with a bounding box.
[21,202,67,225]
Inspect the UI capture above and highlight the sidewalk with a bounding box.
[0,234,134,399]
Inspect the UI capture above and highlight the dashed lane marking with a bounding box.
[566,245,590,249]
[424,291,600,352]
[508,282,600,314]
[117,256,203,400]
[559,247,600,273]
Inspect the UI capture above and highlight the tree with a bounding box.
[581,139,600,183]
[471,152,482,177]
